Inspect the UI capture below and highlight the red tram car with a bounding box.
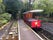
[23,10,43,29]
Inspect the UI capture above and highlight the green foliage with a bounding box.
[0,20,7,27]
[32,0,53,17]
[21,0,33,12]
[0,3,5,13]
[0,0,2,3]
[4,0,23,13]
[0,13,11,27]
[0,13,11,20]
[3,0,24,19]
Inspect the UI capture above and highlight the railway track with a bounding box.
[33,28,53,40]
[2,21,18,40]
[0,21,13,40]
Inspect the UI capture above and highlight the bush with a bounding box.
[0,13,11,27]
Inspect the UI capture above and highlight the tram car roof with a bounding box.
[23,9,44,14]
